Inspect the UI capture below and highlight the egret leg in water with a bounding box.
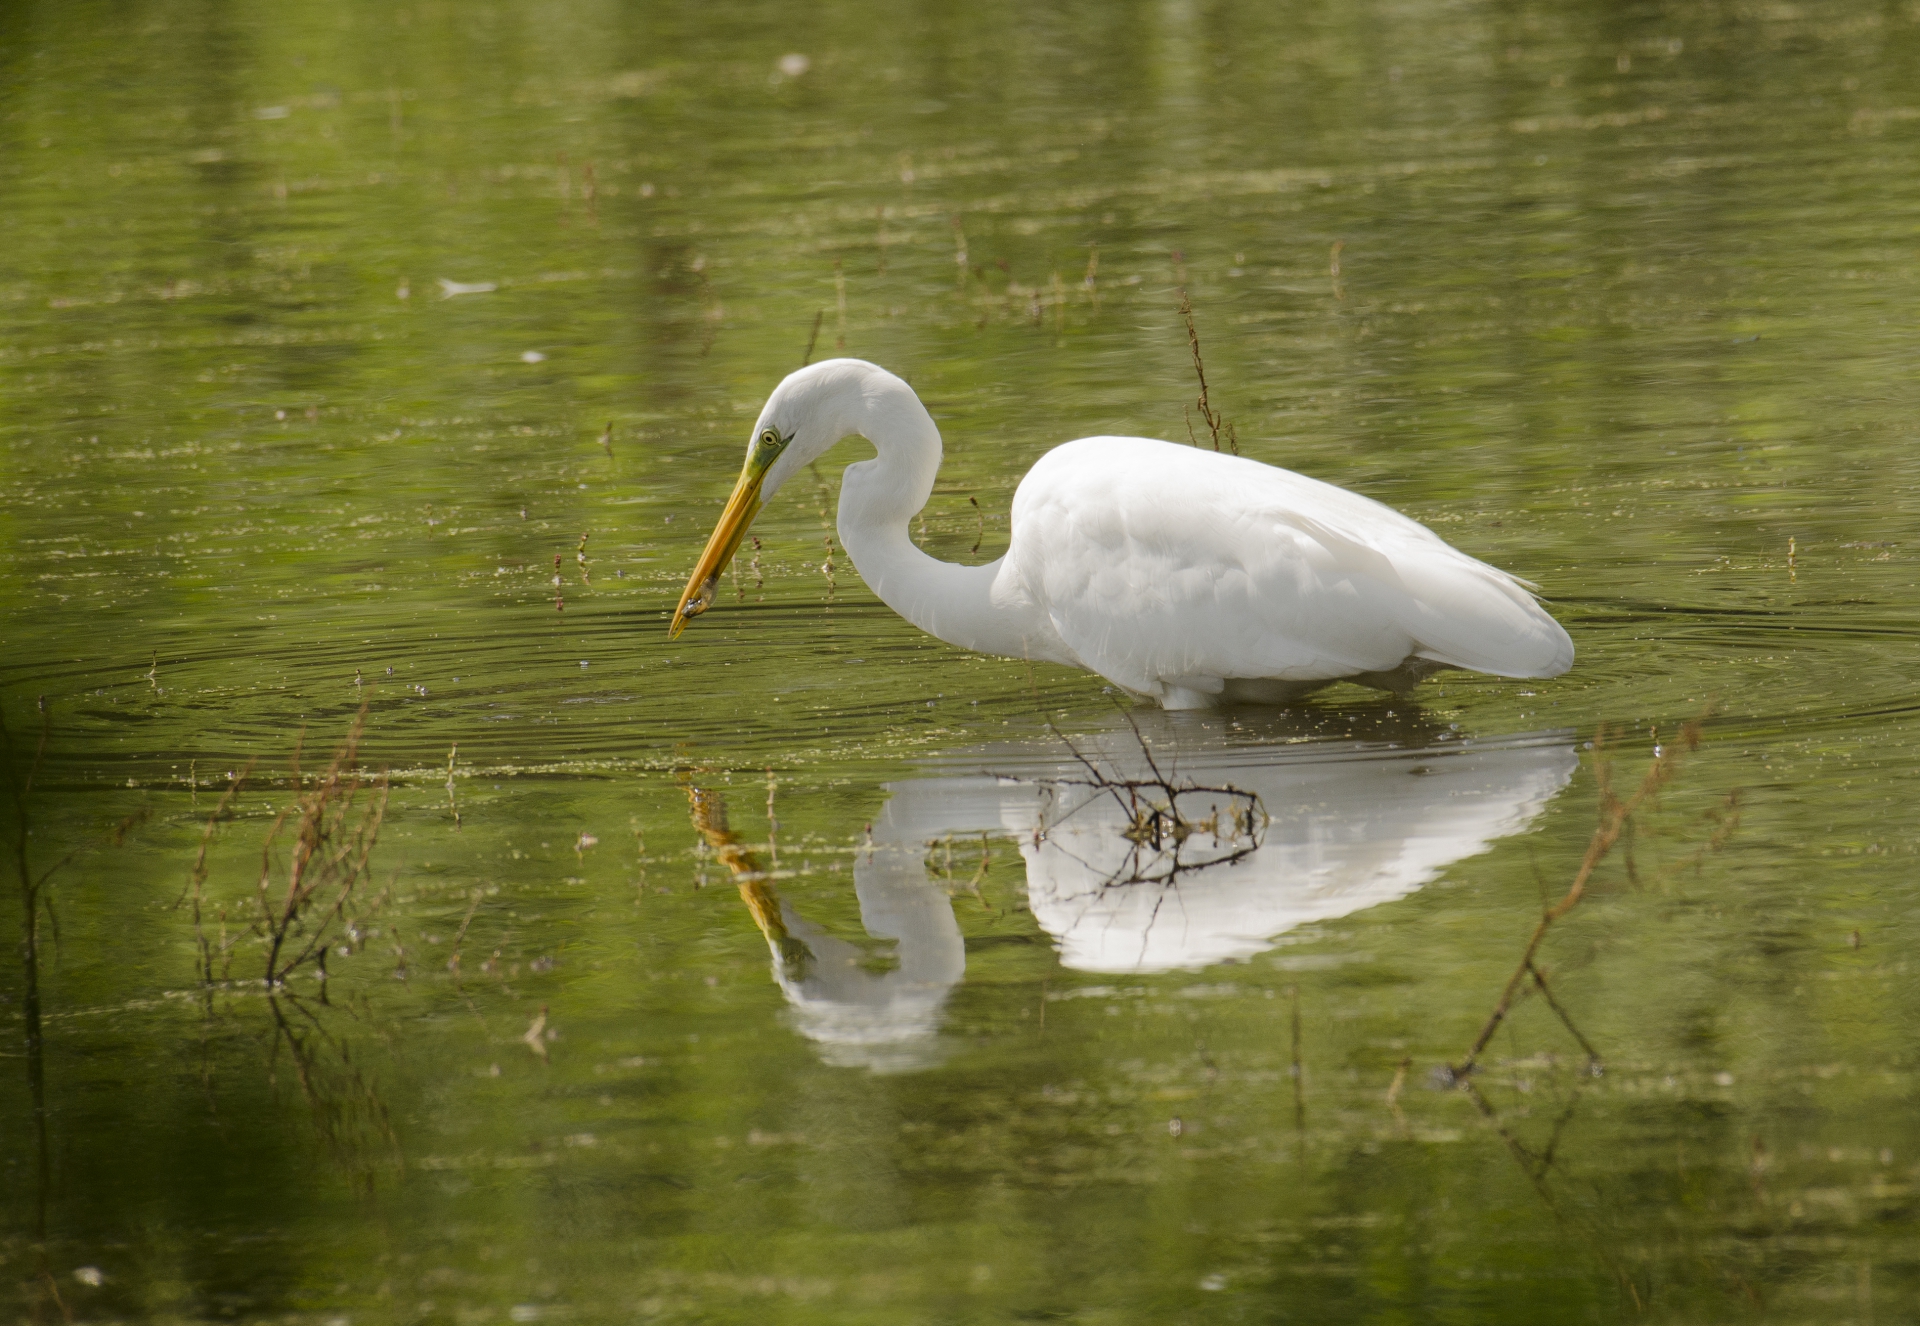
[671,359,1573,709]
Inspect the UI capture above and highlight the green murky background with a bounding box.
[4,0,1919,1320]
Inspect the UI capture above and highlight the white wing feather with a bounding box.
[1002,437,1572,696]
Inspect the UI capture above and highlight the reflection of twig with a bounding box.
[8,699,151,957]
[1438,705,1746,1314]
[1459,1078,1645,1310]
[2,698,63,1324]
[1021,785,1262,897]
[990,714,1266,895]
[5,699,153,1236]
[447,889,483,975]
[445,742,461,829]
[1526,960,1601,1069]
[1452,710,1722,1079]
[924,832,999,918]
[264,993,402,1190]
[1534,1089,1582,1180]
[1047,717,1262,843]
[1288,985,1305,1133]
[180,764,255,989]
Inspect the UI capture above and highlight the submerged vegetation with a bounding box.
[184,708,390,990]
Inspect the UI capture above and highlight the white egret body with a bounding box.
[671,359,1573,708]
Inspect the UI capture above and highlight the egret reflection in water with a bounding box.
[684,782,965,1072]
[1009,730,1579,972]
[685,722,1576,1069]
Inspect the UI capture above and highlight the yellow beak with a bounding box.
[669,456,766,637]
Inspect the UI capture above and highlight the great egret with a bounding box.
[670,359,1573,708]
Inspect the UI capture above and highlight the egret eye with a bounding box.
[760,428,781,448]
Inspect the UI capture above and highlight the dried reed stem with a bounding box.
[834,258,847,350]
[1175,279,1237,454]
[802,310,824,366]
[181,763,256,985]
[254,706,391,987]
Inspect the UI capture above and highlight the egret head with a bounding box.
[669,359,899,636]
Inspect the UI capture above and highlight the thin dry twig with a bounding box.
[802,310,824,366]
[1174,276,1237,454]
[179,763,256,985]
[8,698,152,953]
[245,706,391,988]
[447,889,484,974]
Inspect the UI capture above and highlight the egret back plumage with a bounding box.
[671,359,1572,709]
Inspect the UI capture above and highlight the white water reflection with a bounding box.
[728,725,1576,1070]
[1017,736,1578,972]
[763,842,966,1072]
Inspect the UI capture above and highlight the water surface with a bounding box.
[3,1,1919,1321]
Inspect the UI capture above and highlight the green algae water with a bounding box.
[4,1,1920,1321]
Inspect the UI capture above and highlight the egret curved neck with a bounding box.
[831,409,1029,659]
